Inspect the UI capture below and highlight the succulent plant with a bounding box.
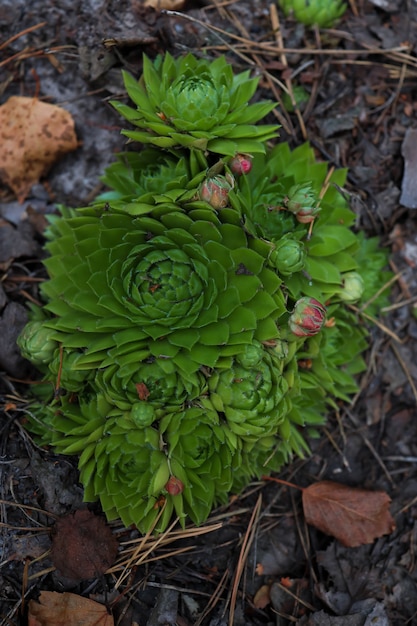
[278,0,347,28]
[288,297,327,337]
[198,173,235,209]
[18,53,391,534]
[110,52,279,157]
[269,234,306,276]
[337,271,365,303]
[229,153,253,176]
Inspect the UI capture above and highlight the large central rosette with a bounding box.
[40,204,286,375]
[119,236,209,332]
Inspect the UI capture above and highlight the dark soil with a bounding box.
[1,1,417,625]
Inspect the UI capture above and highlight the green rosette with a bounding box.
[236,142,389,308]
[97,148,210,209]
[39,203,286,376]
[44,394,240,533]
[204,341,292,443]
[159,406,240,527]
[17,51,392,535]
[94,352,206,412]
[111,52,279,156]
[99,149,190,203]
[278,0,346,27]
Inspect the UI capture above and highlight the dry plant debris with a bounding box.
[28,591,114,626]
[302,480,396,547]
[264,476,395,547]
[50,510,119,582]
[143,0,185,9]
[0,96,77,202]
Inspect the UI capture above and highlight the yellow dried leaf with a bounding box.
[142,0,185,9]
[28,591,113,626]
[0,96,77,202]
[253,584,271,609]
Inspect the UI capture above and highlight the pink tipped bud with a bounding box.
[289,297,326,337]
[199,174,234,209]
[285,183,320,223]
[165,476,184,496]
[295,207,319,224]
[229,153,253,176]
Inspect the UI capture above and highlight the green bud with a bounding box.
[235,341,264,368]
[131,402,156,428]
[270,236,305,275]
[338,271,365,303]
[18,321,58,366]
[285,183,320,223]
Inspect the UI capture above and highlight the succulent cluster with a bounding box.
[19,52,390,533]
[278,0,347,27]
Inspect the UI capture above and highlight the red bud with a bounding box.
[289,297,326,337]
[229,153,253,176]
[165,476,184,496]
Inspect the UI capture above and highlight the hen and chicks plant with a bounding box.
[278,0,347,28]
[19,52,389,533]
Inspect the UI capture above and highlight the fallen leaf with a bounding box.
[0,96,77,202]
[142,0,185,8]
[51,509,118,581]
[28,591,113,626]
[253,584,271,609]
[302,480,396,547]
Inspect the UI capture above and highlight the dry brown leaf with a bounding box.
[51,509,119,582]
[0,96,77,202]
[302,480,396,547]
[142,0,185,9]
[28,591,113,626]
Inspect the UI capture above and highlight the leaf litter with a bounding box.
[28,591,114,626]
[0,97,78,203]
[50,509,119,582]
[302,480,396,547]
